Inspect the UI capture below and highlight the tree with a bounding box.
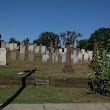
[88,28,110,51]
[9,37,16,43]
[33,32,60,47]
[77,39,89,50]
[60,31,82,47]
[23,38,30,44]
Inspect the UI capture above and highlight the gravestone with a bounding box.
[29,54,34,61]
[52,52,58,63]
[29,45,34,53]
[41,46,46,54]
[62,52,66,63]
[73,39,77,48]
[35,46,39,53]
[6,43,10,48]
[10,43,14,50]
[81,49,85,55]
[42,54,49,62]
[63,40,73,72]
[72,49,78,63]
[10,51,16,61]
[13,43,17,49]
[20,46,25,53]
[59,48,62,54]
[39,44,42,52]
[64,48,67,53]
[88,51,93,61]
[19,53,25,61]
[1,40,6,48]
[84,52,89,63]
[0,48,6,65]
[78,51,82,63]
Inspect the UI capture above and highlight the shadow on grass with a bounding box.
[0,69,36,109]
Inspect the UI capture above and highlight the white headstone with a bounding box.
[88,51,93,61]
[73,49,78,63]
[10,43,14,50]
[84,52,89,63]
[20,46,25,53]
[42,54,49,62]
[6,43,10,48]
[1,41,6,48]
[0,48,6,65]
[81,49,85,55]
[64,48,67,53]
[52,52,58,63]
[29,45,34,53]
[59,48,62,54]
[41,46,46,54]
[35,46,39,53]
[14,43,17,49]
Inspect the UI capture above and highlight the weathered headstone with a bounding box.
[59,48,62,54]
[42,54,49,62]
[29,45,34,53]
[39,44,42,52]
[72,49,78,63]
[1,40,6,48]
[88,51,93,61]
[10,51,16,61]
[41,46,46,54]
[19,53,25,61]
[10,43,14,50]
[6,43,10,48]
[29,54,34,61]
[81,49,85,55]
[84,52,89,63]
[73,39,77,48]
[62,52,66,63]
[0,48,6,65]
[35,46,39,53]
[78,51,82,63]
[13,43,17,49]
[52,52,58,63]
[20,46,25,53]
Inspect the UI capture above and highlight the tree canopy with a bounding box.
[60,31,82,47]
[88,27,110,51]
[33,32,60,47]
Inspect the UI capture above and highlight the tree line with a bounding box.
[0,27,110,51]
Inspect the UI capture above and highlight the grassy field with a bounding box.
[0,50,110,104]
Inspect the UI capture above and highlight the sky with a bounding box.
[0,0,110,43]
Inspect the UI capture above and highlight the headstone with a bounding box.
[42,54,49,62]
[1,40,6,48]
[6,43,10,48]
[52,52,58,63]
[81,49,85,55]
[10,43,14,50]
[59,48,62,54]
[29,54,34,61]
[78,51,83,63]
[84,52,89,63]
[39,44,42,52]
[35,46,39,53]
[62,52,66,63]
[20,46,25,53]
[0,48,6,65]
[19,53,25,61]
[72,49,78,63]
[41,46,46,54]
[29,45,34,53]
[88,51,93,61]
[73,39,77,48]
[10,51,16,61]
[13,43,17,49]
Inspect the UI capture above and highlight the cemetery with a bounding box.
[0,30,110,107]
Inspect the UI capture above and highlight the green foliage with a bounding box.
[33,32,60,47]
[60,31,82,47]
[88,27,110,51]
[89,46,110,95]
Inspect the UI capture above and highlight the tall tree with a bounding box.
[9,37,16,43]
[88,27,110,51]
[60,31,82,47]
[33,32,60,47]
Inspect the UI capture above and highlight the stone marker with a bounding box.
[10,51,16,61]
[41,46,46,54]
[52,52,58,63]
[42,54,49,62]
[35,46,39,53]
[1,40,6,48]
[19,53,25,61]
[13,43,17,49]
[29,54,34,61]
[62,52,66,63]
[84,52,89,63]
[72,49,78,63]
[10,43,14,50]
[0,48,6,65]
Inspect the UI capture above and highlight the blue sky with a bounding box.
[0,0,110,43]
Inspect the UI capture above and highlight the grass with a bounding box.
[0,85,110,104]
[1,49,109,104]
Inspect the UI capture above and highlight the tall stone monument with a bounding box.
[63,39,73,72]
